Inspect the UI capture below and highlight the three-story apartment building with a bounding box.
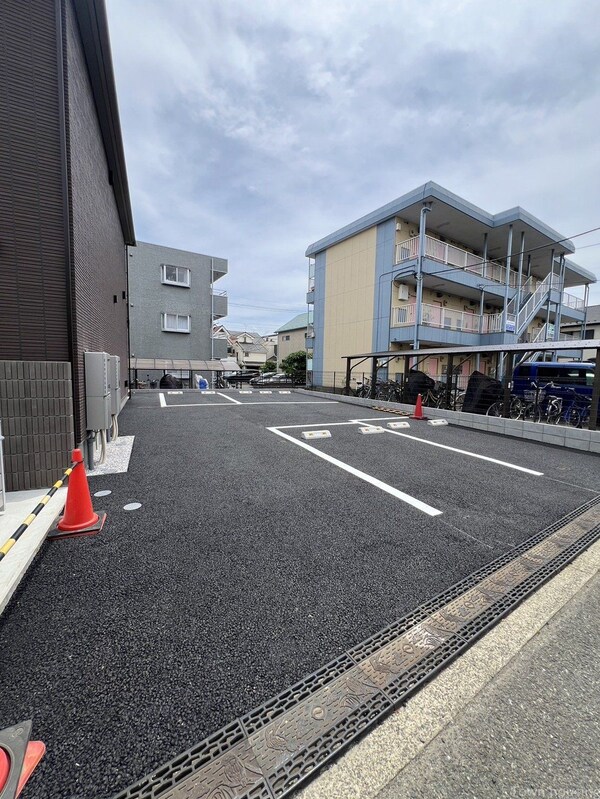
[128,242,228,385]
[305,182,595,385]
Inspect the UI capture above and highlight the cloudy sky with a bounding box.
[105,0,600,334]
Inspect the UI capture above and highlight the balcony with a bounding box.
[211,257,228,281]
[395,235,523,288]
[391,303,505,334]
[211,289,228,319]
[562,291,585,311]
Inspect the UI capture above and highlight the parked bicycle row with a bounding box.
[487,382,593,427]
[352,376,466,411]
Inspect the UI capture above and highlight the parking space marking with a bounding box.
[217,392,242,404]
[161,400,336,408]
[267,427,442,517]
[159,393,167,408]
[272,421,373,430]
[351,420,543,476]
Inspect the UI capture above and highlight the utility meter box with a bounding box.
[397,284,409,301]
[108,355,121,415]
[84,351,111,431]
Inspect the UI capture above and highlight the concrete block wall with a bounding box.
[0,360,75,491]
[297,390,600,454]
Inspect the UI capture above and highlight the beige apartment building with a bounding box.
[305,182,596,386]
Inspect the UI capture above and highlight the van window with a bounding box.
[536,366,592,385]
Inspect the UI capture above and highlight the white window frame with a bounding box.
[161,264,191,287]
[161,313,191,333]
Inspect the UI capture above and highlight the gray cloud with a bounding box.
[106,0,600,332]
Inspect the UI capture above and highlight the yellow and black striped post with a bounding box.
[0,458,80,563]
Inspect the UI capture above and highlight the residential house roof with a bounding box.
[235,341,267,354]
[277,313,309,333]
[561,304,600,327]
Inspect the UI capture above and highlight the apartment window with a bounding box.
[284,335,290,341]
[161,264,191,287]
[161,313,191,333]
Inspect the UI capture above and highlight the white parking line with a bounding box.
[217,392,242,404]
[161,401,336,408]
[351,421,543,476]
[159,393,167,407]
[268,427,442,517]
[273,421,363,430]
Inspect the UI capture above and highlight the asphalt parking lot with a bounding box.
[0,389,598,798]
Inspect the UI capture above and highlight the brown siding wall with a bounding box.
[0,0,69,362]
[63,0,129,442]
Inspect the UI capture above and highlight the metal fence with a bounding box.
[306,371,468,407]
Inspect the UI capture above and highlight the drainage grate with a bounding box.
[112,496,600,799]
[371,406,410,415]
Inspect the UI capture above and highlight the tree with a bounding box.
[280,351,306,375]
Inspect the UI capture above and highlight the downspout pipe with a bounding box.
[476,284,485,371]
[414,203,432,351]
[515,231,525,319]
[544,249,555,342]
[502,225,513,333]
[554,254,565,341]
[582,284,590,337]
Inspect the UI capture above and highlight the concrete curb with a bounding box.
[0,487,66,615]
[296,390,600,453]
[296,537,600,799]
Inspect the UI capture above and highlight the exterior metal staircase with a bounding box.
[505,273,557,341]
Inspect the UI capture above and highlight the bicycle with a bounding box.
[550,385,592,428]
[509,382,551,422]
[486,395,523,418]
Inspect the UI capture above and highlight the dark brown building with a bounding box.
[0,0,135,489]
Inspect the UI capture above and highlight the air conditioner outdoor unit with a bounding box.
[409,229,417,237]
[397,284,409,301]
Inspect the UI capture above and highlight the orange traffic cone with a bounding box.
[410,393,428,420]
[48,448,106,540]
[0,721,45,798]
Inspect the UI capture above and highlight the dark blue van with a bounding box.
[513,361,595,398]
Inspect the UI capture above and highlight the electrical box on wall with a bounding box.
[84,351,111,431]
[108,355,121,415]
[397,284,409,301]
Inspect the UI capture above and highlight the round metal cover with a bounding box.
[94,490,112,497]
[123,502,142,511]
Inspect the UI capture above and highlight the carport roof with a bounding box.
[129,358,231,372]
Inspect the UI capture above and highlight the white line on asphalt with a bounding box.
[159,393,167,407]
[267,427,442,517]
[351,421,543,476]
[161,401,336,408]
[273,421,362,430]
[217,392,242,404]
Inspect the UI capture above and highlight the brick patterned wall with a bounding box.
[0,0,69,362]
[0,361,75,491]
[63,0,129,442]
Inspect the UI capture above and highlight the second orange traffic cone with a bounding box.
[48,448,106,540]
[410,393,427,420]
